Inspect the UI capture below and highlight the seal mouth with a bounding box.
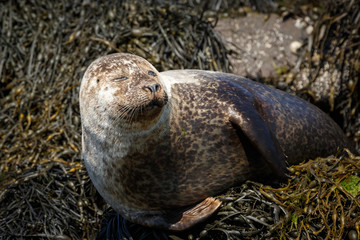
[145,98,166,110]
[114,93,168,123]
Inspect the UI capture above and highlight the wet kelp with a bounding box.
[0,160,102,239]
[261,150,360,240]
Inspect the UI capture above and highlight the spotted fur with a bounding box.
[80,53,355,230]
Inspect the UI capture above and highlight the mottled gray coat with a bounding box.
[80,53,355,230]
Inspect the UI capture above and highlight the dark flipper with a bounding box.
[228,106,289,181]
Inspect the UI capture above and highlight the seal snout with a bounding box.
[144,83,161,94]
[142,82,167,109]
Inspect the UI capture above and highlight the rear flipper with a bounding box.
[168,197,221,231]
[126,197,221,231]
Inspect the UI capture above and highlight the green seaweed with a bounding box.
[340,175,360,197]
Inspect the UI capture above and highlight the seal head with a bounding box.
[80,53,168,133]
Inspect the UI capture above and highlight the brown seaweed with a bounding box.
[0,0,359,239]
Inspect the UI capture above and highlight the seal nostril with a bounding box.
[155,84,160,92]
[145,83,161,93]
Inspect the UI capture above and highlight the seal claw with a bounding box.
[168,197,221,231]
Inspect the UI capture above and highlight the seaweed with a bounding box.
[0,0,359,239]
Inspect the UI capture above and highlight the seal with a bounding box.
[79,53,355,231]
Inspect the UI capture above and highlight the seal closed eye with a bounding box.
[112,76,128,81]
[79,53,356,231]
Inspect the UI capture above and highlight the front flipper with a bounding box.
[228,106,289,181]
